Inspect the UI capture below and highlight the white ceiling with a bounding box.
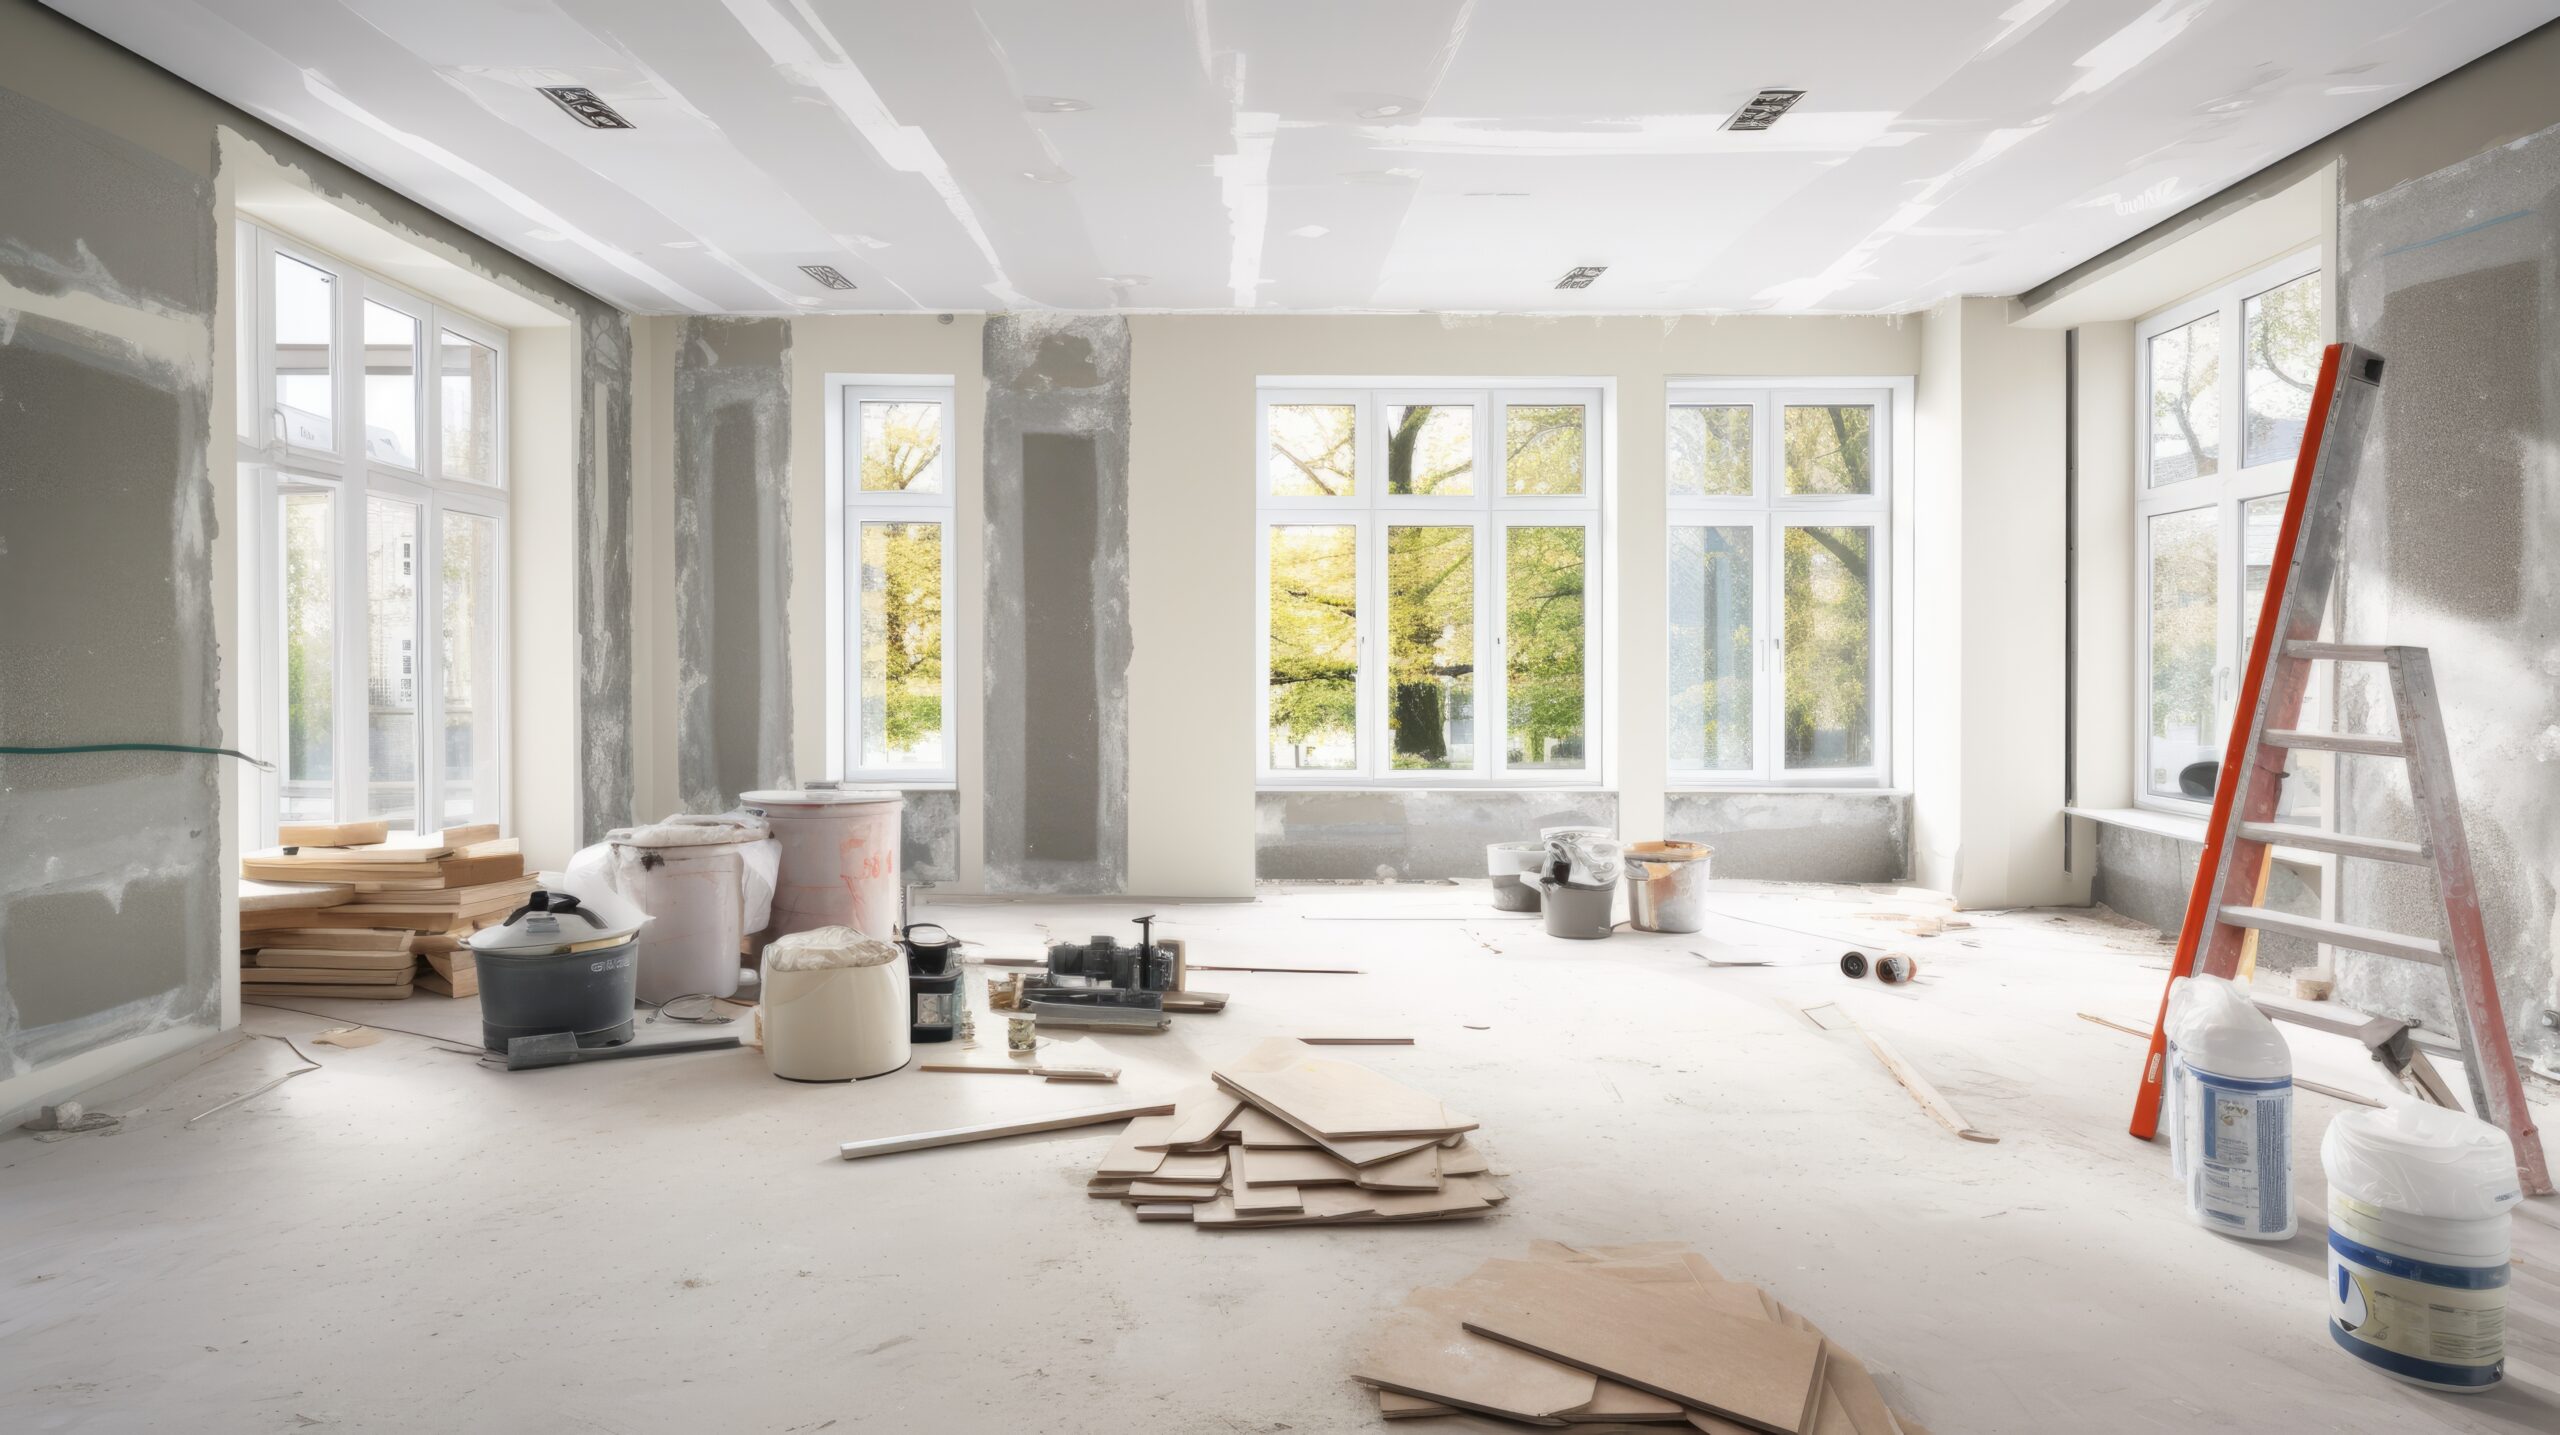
[47,0,2560,316]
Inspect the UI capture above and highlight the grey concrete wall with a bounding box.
[2336,124,2560,1064]
[0,86,222,1079]
[674,317,794,813]
[578,313,636,842]
[1664,790,1911,884]
[1256,791,1619,881]
[2089,824,2319,972]
[982,314,1131,892]
[900,787,962,885]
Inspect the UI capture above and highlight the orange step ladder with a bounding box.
[2127,342,2550,1197]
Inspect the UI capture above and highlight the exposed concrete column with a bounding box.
[673,317,795,812]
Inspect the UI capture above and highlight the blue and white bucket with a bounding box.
[2321,1102,2522,1392]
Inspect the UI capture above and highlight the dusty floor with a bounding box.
[5,881,2557,1435]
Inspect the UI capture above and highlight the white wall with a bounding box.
[509,325,579,869]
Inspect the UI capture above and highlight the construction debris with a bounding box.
[1089,1038,1504,1228]
[1354,1241,1922,1433]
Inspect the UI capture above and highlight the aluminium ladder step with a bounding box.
[2220,906,2443,965]
[2233,822,2429,865]
[2285,641,2396,662]
[2263,728,2406,757]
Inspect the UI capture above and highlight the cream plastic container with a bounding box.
[2164,974,2295,1240]
[601,815,777,1004]
[740,787,904,944]
[760,926,911,1082]
[2322,1102,2520,1392]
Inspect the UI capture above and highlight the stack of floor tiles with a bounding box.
[1088,1038,1504,1227]
[1354,1241,1926,1435]
[237,821,530,1001]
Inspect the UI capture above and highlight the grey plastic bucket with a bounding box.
[1486,841,1544,912]
[477,938,640,1052]
[1624,841,1714,934]
[1536,880,1614,940]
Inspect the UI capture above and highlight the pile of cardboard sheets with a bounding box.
[1354,1241,1924,1434]
[237,820,532,1000]
[1089,1038,1504,1227]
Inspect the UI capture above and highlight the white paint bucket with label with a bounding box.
[2163,974,2294,1240]
[2321,1102,2520,1392]
[741,788,904,945]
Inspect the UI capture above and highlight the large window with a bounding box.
[238,225,508,841]
[1666,385,1895,786]
[2135,255,2322,816]
[829,380,955,782]
[1258,386,1601,784]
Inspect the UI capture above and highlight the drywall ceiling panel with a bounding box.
[42,0,2560,314]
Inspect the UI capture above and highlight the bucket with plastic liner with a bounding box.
[2163,974,2294,1241]
[1485,842,1545,912]
[571,812,779,1005]
[760,926,912,1081]
[741,786,904,946]
[469,874,651,1053]
[2322,1101,2520,1392]
[1535,830,1621,940]
[1623,840,1713,933]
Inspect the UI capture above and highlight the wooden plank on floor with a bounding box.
[837,1101,1175,1161]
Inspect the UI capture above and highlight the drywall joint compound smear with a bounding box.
[674,317,795,812]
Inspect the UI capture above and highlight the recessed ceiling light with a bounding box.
[537,85,633,130]
[1025,96,1091,113]
[1289,224,1330,239]
[1722,88,1805,132]
[1555,266,1607,290]
[799,264,857,291]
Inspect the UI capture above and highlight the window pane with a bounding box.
[1505,526,1586,768]
[367,497,419,828]
[859,521,945,770]
[1669,526,1754,772]
[440,510,501,824]
[362,301,418,467]
[1387,403,1473,495]
[1670,405,1752,497]
[439,329,497,483]
[2148,314,2221,485]
[2239,494,2320,823]
[280,486,335,825]
[860,400,944,493]
[1782,404,1874,495]
[2244,274,2319,468]
[2147,507,2218,798]
[1387,526,1474,770]
[1504,403,1585,495]
[1268,403,1356,497]
[1783,526,1874,768]
[273,253,334,450]
[1267,525,1358,769]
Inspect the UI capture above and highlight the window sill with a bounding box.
[1257,784,1612,796]
[843,779,958,793]
[2066,806,2333,869]
[1668,785,1909,798]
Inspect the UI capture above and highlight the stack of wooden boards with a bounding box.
[1354,1241,1923,1434]
[238,820,532,1000]
[1089,1038,1503,1227]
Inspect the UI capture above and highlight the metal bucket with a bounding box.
[1624,840,1714,934]
[1536,879,1615,940]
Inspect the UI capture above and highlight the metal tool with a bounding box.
[1045,914,1175,993]
[503,1032,740,1070]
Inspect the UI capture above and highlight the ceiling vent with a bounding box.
[538,86,633,130]
[1555,266,1607,290]
[800,265,858,291]
[1722,89,1805,131]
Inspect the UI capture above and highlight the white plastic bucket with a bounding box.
[2322,1102,2520,1392]
[761,927,911,1082]
[2164,975,2294,1240]
[741,788,904,944]
[616,842,751,1004]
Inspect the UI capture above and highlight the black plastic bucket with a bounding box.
[909,955,960,1044]
[477,937,640,1052]
[902,922,959,973]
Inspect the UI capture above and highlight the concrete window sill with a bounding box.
[1668,786,1911,798]
[1255,785,1614,796]
[2066,806,2332,871]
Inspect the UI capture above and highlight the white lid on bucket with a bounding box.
[738,786,903,807]
[2321,1101,2522,1221]
[2164,974,2289,1080]
[608,811,770,849]
[766,926,903,971]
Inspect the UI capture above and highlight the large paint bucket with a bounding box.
[2322,1103,2520,1392]
[740,788,905,945]
[1624,840,1714,933]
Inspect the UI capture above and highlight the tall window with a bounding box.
[1666,384,1895,786]
[2136,255,2321,815]
[238,225,507,840]
[831,380,955,782]
[1258,386,1601,784]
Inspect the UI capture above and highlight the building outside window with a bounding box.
[1256,385,1602,786]
[829,379,957,784]
[238,223,508,841]
[1665,381,1898,787]
[2134,254,2321,816]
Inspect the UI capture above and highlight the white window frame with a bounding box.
[824,376,959,785]
[237,222,510,845]
[1665,381,1899,788]
[1255,383,1605,788]
[2133,251,2322,817]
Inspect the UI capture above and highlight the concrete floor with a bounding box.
[5,881,2557,1435]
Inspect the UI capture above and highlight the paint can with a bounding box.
[603,814,776,1005]
[1007,1014,1037,1055]
[740,787,904,945]
[1839,950,1870,979]
[2163,974,2295,1241]
[1486,841,1545,912]
[761,927,911,1082]
[2322,1102,2520,1392]
[1535,877,1614,940]
[1622,840,1713,933]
